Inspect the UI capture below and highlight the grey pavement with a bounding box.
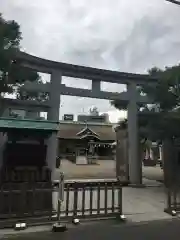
[1,219,180,240]
[122,184,170,222]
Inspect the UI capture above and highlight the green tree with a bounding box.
[140,66,180,112]
[111,65,180,113]
[111,64,180,140]
[0,13,47,104]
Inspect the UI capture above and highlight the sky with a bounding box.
[0,0,180,122]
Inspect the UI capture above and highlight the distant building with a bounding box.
[77,114,108,123]
[2,108,115,162]
[77,107,109,123]
[58,120,115,161]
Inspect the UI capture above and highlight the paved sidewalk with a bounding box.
[1,219,180,240]
[123,183,170,222]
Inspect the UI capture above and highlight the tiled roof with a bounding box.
[58,121,115,141]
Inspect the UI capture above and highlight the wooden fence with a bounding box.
[0,180,123,228]
[61,180,122,220]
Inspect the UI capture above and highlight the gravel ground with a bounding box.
[58,159,163,181]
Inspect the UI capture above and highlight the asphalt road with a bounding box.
[3,219,180,240]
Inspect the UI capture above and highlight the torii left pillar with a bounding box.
[127,82,142,185]
[46,70,62,181]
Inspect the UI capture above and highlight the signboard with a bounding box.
[63,114,74,121]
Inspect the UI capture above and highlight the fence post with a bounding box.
[52,172,67,232]
[59,172,64,202]
[118,185,122,216]
[21,183,27,218]
[57,172,64,223]
[117,181,126,221]
[72,182,79,224]
[167,188,171,210]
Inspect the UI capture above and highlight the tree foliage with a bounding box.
[0,13,47,101]
[111,65,180,113]
[140,66,180,112]
[111,64,180,140]
[139,65,180,139]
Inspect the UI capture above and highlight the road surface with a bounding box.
[2,219,180,240]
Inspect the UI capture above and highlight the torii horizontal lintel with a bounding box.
[21,82,152,104]
[15,51,158,85]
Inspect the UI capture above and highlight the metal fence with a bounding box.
[0,178,123,229]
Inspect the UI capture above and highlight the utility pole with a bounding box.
[166,0,180,5]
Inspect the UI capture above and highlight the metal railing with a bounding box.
[0,175,123,228]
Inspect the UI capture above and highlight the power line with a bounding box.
[166,0,180,5]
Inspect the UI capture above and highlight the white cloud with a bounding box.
[1,0,180,122]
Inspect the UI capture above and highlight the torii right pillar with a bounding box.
[127,82,142,185]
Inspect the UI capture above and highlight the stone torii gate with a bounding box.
[16,51,157,185]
